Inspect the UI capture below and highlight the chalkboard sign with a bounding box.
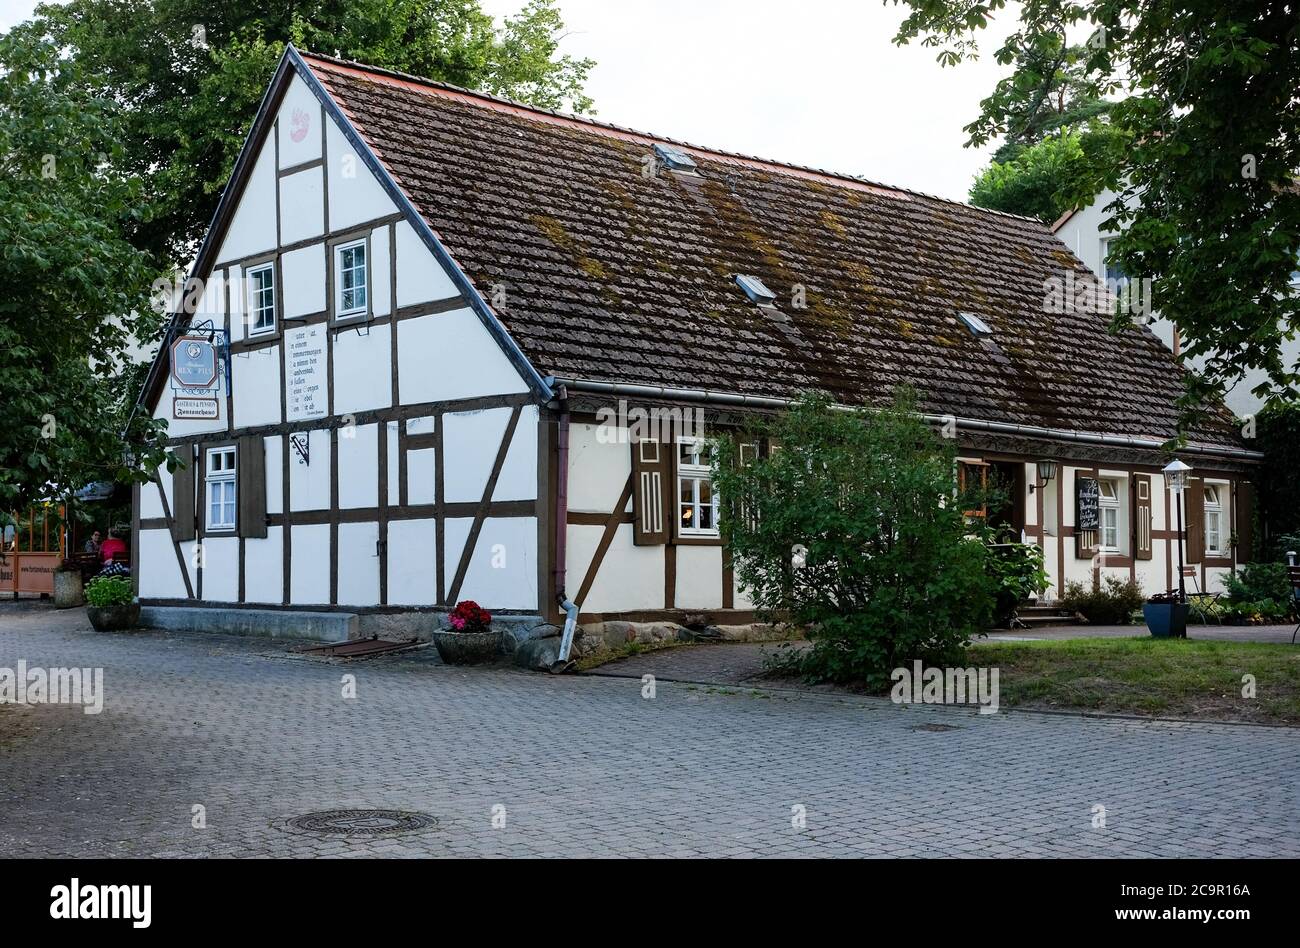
[1076,476,1100,530]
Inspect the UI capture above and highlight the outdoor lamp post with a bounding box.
[1163,459,1192,604]
[1028,459,1059,494]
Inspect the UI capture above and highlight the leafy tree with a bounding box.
[1254,401,1300,557]
[971,129,1087,222]
[712,391,995,689]
[0,31,172,524]
[891,0,1300,421]
[12,0,595,265]
[986,40,1113,166]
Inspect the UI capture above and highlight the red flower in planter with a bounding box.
[448,599,492,633]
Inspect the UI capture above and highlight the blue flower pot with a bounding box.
[1143,602,1189,638]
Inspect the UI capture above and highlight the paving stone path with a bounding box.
[2,604,1297,857]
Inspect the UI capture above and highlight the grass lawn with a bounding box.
[968,637,1300,725]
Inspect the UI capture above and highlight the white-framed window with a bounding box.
[205,446,237,533]
[334,239,368,318]
[1204,484,1225,555]
[677,438,718,537]
[247,263,276,335]
[1101,237,1128,288]
[1098,478,1121,551]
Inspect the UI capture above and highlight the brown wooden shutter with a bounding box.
[171,447,196,542]
[1234,480,1254,563]
[1133,473,1153,560]
[631,435,672,545]
[1074,469,1099,558]
[1184,476,1204,563]
[238,434,268,539]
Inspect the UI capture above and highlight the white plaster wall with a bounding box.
[440,406,537,504]
[289,429,331,510]
[337,423,379,509]
[494,406,538,501]
[290,523,330,603]
[385,421,401,505]
[232,346,282,429]
[337,521,381,606]
[279,166,325,246]
[264,436,283,515]
[228,264,246,343]
[281,244,326,318]
[371,225,392,317]
[567,423,631,513]
[326,118,395,231]
[138,529,186,599]
[395,219,458,305]
[244,528,283,604]
[443,516,537,610]
[201,536,240,602]
[276,77,323,169]
[332,323,392,415]
[141,466,169,520]
[567,523,663,613]
[676,545,723,609]
[406,448,437,505]
[397,309,528,404]
[216,145,277,263]
[387,518,437,606]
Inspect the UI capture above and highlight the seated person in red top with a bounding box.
[99,529,127,564]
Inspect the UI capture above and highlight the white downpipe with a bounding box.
[557,598,580,663]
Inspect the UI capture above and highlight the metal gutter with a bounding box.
[549,377,1263,463]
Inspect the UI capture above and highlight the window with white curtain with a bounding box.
[1204,485,1224,555]
[206,447,237,532]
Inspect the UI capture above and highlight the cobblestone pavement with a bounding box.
[2,604,1298,858]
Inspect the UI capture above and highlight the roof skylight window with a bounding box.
[653,143,698,173]
[735,274,777,307]
[958,311,993,338]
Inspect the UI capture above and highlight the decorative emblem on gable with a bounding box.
[290,107,311,144]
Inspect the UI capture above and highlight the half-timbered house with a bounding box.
[133,47,1259,635]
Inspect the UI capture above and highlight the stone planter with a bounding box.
[86,602,141,632]
[53,570,85,609]
[432,628,503,664]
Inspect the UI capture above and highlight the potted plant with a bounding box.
[1143,591,1189,639]
[432,600,501,664]
[84,575,140,632]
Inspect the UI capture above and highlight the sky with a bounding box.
[1,0,1019,202]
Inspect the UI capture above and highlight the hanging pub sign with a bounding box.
[169,335,220,419]
[1075,475,1100,531]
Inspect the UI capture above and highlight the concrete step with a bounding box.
[139,606,357,642]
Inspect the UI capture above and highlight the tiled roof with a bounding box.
[304,54,1241,450]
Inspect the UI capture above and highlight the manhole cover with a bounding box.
[911,723,961,732]
[278,809,438,837]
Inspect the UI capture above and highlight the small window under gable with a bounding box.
[247,263,276,336]
[334,238,368,320]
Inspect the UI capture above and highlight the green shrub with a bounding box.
[1060,576,1145,624]
[1223,562,1292,609]
[713,390,995,690]
[977,525,1050,626]
[84,575,133,607]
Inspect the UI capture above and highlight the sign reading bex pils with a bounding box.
[169,335,220,420]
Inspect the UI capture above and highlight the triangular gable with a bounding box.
[140,45,550,415]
